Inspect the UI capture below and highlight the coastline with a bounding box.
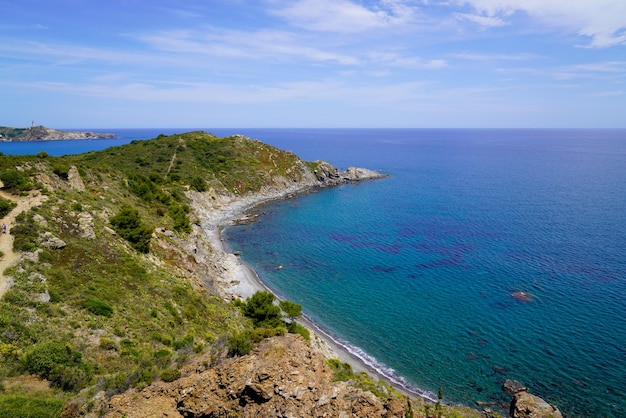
[193,183,437,404]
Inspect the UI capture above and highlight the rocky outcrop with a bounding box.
[67,166,86,191]
[503,380,563,418]
[313,161,386,185]
[0,125,116,141]
[66,334,407,418]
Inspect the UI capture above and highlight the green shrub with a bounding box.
[287,322,310,342]
[173,334,194,351]
[0,197,16,218]
[83,297,113,317]
[242,291,282,328]
[132,369,153,389]
[190,176,207,192]
[169,203,191,233]
[22,342,92,391]
[99,338,118,351]
[160,368,181,382]
[153,348,173,368]
[102,372,130,396]
[279,300,302,321]
[11,211,39,252]
[0,169,30,191]
[52,162,70,180]
[228,332,252,357]
[326,358,354,382]
[109,205,152,253]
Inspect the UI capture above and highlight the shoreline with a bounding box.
[196,186,438,403]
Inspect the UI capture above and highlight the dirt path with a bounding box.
[0,189,47,299]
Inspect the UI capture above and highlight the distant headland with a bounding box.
[0,124,117,141]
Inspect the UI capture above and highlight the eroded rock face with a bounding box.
[67,166,86,191]
[80,334,406,418]
[503,379,563,418]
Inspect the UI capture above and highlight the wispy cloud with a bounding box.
[453,52,538,61]
[454,0,626,47]
[271,0,418,33]
[454,12,507,28]
[554,61,626,80]
[368,51,447,69]
[136,28,361,65]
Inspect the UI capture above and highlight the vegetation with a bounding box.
[109,205,152,253]
[0,169,32,192]
[228,291,309,356]
[0,394,65,418]
[0,197,16,218]
[0,132,482,418]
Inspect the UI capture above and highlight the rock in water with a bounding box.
[503,379,563,418]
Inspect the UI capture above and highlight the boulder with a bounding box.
[503,380,563,418]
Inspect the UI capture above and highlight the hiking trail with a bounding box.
[0,189,47,299]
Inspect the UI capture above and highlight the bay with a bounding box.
[222,129,626,418]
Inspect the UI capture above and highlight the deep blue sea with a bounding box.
[3,129,625,417]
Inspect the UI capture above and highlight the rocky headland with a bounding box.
[0,125,116,141]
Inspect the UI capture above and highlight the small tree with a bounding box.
[279,300,302,321]
[243,291,282,328]
[110,205,152,253]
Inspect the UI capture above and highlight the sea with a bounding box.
[2,128,625,417]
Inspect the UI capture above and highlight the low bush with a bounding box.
[228,332,252,357]
[0,169,31,191]
[22,342,92,391]
[160,368,181,382]
[0,197,16,218]
[109,205,152,253]
[83,297,113,317]
[287,322,310,342]
[51,162,70,180]
[11,212,39,252]
[326,358,354,382]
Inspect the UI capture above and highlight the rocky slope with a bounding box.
[64,334,411,418]
[0,125,116,141]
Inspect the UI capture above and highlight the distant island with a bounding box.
[0,125,117,141]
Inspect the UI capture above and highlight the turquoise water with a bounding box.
[222,129,626,418]
[3,129,625,417]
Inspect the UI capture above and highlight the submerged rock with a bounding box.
[511,291,534,302]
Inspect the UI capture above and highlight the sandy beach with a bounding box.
[195,189,429,401]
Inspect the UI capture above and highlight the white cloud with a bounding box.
[453,52,538,61]
[455,0,626,47]
[271,0,418,33]
[137,28,361,65]
[553,61,626,80]
[368,51,448,69]
[454,12,506,28]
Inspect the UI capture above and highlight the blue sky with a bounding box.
[1,0,625,128]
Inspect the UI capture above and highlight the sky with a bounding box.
[1,0,625,128]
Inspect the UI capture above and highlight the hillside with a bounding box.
[0,125,116,141]
[0,132,553,417]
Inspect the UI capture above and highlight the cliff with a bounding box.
[0,125,116,141]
